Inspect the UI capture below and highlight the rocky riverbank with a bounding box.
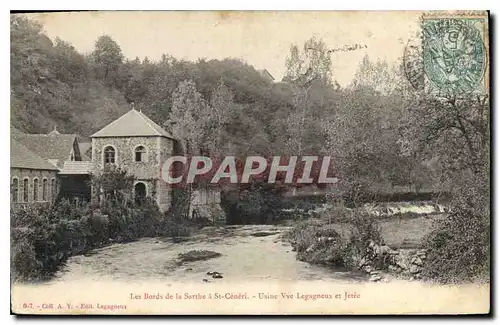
[358,240,428,282]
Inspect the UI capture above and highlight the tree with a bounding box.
[350,55,396,95]
[398,49,490,283]
[284,36,333,85]
[10,16,55,132]
[321,54,410,204]
[91,35,124,86]
[90,166,136,207]
[205,79,234,156]
[169,80,208,155]
[282,37,336,160]
[167,80,211,218]
[51,37,88,83]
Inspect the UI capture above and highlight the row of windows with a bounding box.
[11,177,56,203]
[103,145,147,165]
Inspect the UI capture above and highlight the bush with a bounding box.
[347,212,384,248]
[10,195,182,282]
[158,217,193,240]
[102,197,165,241]
[286,208,384,269]
[422,206,489,283]
[421,170,490,284]
[286,219,348,267]
[12,202,81,275]
[10,228,42,281]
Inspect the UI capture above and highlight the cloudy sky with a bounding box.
[27,11,421,86]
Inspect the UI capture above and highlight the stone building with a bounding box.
[90,108,175,212]
[11,126,93,205]
[11,108,225,221]
[10,138,59,205]
[13,127,82,168]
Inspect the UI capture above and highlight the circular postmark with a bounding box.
[422,19,486,96]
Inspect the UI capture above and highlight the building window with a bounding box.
[11,178,19,203]
[51,178,56,200]
[33,178,39,202]
[135,146,146,162]
[23,178,29,202]
[104,146,116,165]
[42,179,48,201]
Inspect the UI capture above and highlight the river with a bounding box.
[13,224,490,315]
[50,224,368,284]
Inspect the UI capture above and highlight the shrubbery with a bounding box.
[422,170,490,284]
[102,197,165,241]
[285,208,383,269]
[10,197,193,282]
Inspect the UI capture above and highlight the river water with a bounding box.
[50,225,368,284]
[14,224,490,315]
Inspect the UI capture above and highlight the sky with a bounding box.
[26,11,422,86]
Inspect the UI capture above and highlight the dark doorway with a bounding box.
[135,182,147,204]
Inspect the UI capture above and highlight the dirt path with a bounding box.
[51,225,368,284]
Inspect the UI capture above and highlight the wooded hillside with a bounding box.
[11,15,488,199]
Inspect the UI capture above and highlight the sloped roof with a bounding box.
[258,69,275,81]
[59,161,94,175]
[11,138,59,171]
[12,133,77,168]
[91,109,173,138]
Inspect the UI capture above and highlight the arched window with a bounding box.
[135,145,146,162]
[33,178,39,202]
[23,178,29,202]
[51,178,56,200]
[11,178,19,203]
[42,179,48,201]
[104,146,116,165]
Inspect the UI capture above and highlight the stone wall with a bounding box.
[11,168,58,204]
[91,136,174,211]
[92,136,166,179]
[90,135,226,216]
[189,188,225,223]
[157,137,174,211]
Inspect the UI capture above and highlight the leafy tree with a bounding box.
[169,80,208,155]
[91,35,124,86]
[397,48,490,282]
[284,36,333,85]
[90,166,136,207]
[350,55,396,95]
[281,37,339,173]
[51,37,88,83]
[205,79,235,156]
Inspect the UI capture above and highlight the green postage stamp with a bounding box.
[422,13,489,97]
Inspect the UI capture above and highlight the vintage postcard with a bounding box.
[10,10,490,315]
